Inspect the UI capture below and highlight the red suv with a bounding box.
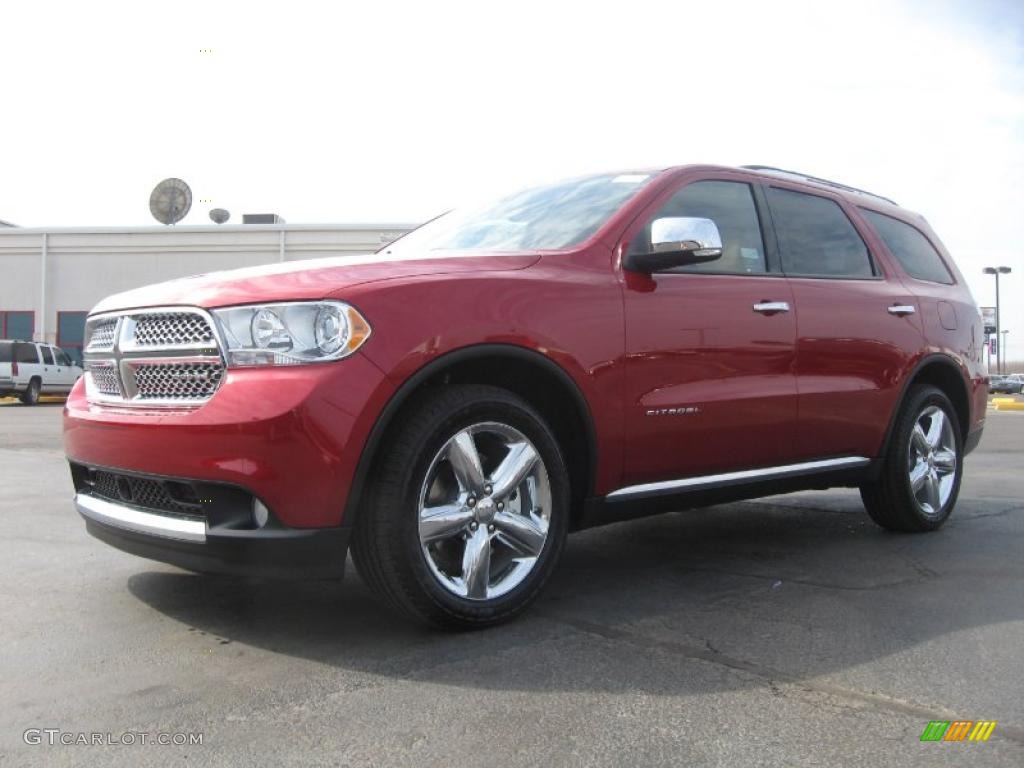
[65,165,987,628]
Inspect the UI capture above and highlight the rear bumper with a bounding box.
[77,493,350,579]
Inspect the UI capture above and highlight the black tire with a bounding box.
[20,378,41,406]
[860,385,963,532]
[351,384,570,629]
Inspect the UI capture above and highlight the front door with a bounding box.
[620,175,799,486]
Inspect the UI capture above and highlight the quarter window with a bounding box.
[628,181,767,274]
[767,187,874,278]
[14,342,39,364]
[861,209,953,284]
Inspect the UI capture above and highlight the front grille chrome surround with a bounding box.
[83,307,225,409]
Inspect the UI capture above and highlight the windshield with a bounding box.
[382,172,656,255]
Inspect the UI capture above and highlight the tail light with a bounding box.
[11,361,18,377]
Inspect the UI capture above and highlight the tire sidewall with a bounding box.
[397,392,570,621]
[892,386,963,528]
[23,379,40,405]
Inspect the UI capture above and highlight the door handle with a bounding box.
[752,301,790,314]
[887,304,916,316]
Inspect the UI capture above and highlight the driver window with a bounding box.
[628,181,767,274]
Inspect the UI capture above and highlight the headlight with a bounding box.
[212,301,371,366]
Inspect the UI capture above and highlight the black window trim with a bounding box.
[856,206,956,286]
[760,182,884,282]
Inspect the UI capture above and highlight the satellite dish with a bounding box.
[149,178,192,225]
[209,208,230,225]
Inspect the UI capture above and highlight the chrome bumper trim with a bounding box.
[606,456,871,501]
[76,493,206,542]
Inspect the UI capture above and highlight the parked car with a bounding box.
[0,340,83,404]
[990,375,1023,394]
[64,164,987,628]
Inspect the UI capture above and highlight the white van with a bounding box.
[0,340,83,405]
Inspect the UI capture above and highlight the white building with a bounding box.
[0,222,415,363]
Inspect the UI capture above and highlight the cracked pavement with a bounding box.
[1,404,1021,766]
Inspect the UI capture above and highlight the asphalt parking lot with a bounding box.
[1,402,1022,767]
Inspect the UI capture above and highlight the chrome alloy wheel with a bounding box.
[907,405,957,516]
[418,422,552,601]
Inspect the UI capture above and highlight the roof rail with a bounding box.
[741,165,897,206]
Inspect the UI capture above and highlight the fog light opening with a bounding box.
[253,498,270,528]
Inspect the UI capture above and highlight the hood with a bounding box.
[90,251,540,314]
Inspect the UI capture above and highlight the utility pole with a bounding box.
[983,266,1012,374]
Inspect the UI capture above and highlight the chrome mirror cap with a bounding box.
[650,216,723,258]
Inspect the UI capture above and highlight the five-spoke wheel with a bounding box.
[352,385,568,628]
[418,423,552,600]
[862,385,963,532]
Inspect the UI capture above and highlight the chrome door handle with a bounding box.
[887,304,916,316]
[753,301,790,314]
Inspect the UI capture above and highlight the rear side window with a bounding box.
[861,209,953,284]
[0,342,11,363]
[767,187,874,278]
[40,346,54,365]
[14,342,39,364]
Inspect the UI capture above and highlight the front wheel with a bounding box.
[351,384,570,629]
[861,385,963,532]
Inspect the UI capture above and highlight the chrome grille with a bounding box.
[86,318,118,351]
[83,307,224,408]
[85,362,120,396]
[133,361,224,401]
[132,312,214,347]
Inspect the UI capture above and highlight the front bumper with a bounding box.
[77,493,350,579]
[63,352,394,529]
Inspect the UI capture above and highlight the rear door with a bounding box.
[762,183,924,460]
[620,173,799,485]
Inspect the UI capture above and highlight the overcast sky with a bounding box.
[2,0,1022,357]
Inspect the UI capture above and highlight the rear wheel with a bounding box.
[861,385,962,532]
[20,378,40,406]
[351,384,569,629]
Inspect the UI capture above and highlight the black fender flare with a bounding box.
[342,343,598,527]
[877,353,971,462]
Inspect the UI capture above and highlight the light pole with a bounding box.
[983,266,1012,374]
[1002,330,1010,372]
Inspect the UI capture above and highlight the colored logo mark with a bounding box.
[920,720,997,742]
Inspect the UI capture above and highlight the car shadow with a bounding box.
[126,490,1023,695]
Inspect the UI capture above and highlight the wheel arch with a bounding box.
[880,354,971,456]
[343,344,599,530]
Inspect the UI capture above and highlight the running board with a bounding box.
[606,456,871,502]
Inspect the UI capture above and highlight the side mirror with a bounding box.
[624,217,723,273]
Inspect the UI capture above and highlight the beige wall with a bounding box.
[0,223,415,345]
